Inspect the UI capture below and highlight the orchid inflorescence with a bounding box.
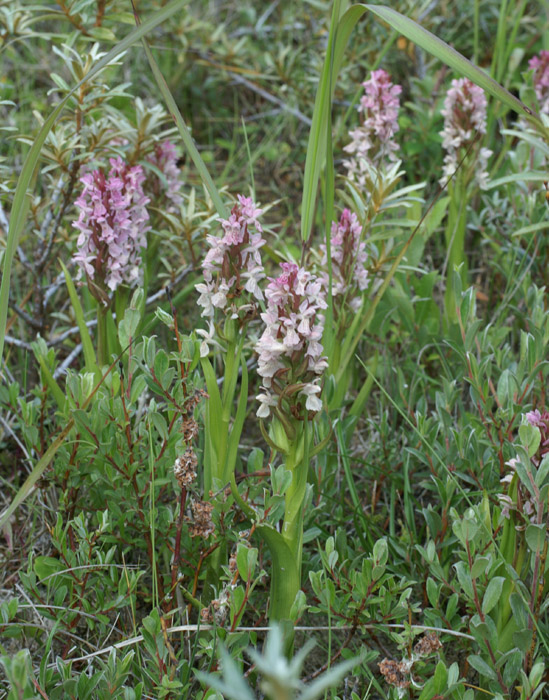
[439,78,492,189]
[343,68,401,187]
[255,262,328,420]
[319,208,369,315]
[195,196,374,420]
[196,195,265,354]
[73,156,150,300]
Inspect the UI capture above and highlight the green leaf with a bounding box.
[118,308,141,350]
[482,576,505,615]
[502,649,523,687]
[525,524,545,553]
[433,660,448,693]
[511,222,549,237]
[59,260,98,377]
[255,524,300,621]
[454,561,474,600]
[471,556,490,579]
[300,0,342,242]
[200,355,224,491]
[225,358,248,484]
[536,454,549,488]
[236,542,251,582]
[467,654,497,681]
[519,423,541,458]
[34,556,63,580]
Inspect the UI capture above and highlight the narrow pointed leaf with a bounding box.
[59,261,98,377]
[0,420,74,530]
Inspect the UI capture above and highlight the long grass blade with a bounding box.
[0,420,74,529]
[300,0,342,243]
[133,1,228,219]
[59,261,98,377]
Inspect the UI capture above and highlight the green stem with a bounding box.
[255,524,300,623]
[97,304,108,366]
[281,435,308,572]
[255,419,312,625]
[444,176,468,323]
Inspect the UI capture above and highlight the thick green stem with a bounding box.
[259,418,311,621]
[256,524,300,623]
[281,434,308,571]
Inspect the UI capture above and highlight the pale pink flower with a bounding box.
[525,409,545,428]
[439,78,492,188]
[73,157,150,295]
[343,69,401,186]
[255,262,327,419]
[525,408,549,465]
[196,195,265,353]
[529,50,549,114]
[147,141,183,212]
[320,208,369,313]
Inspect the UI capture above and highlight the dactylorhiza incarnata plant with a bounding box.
[255,262,327,421]
[72,156,150,363]
[195,195,265,496]
[343,68,401,188]
[73,156,150,297]
[439,77,492,190]
[319,208,369,320]
[196,194,265,357]
[439,78,492,322]
[254,262,328,621]
[317,209,370,407]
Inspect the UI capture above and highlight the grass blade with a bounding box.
[32,347,67,412]
[133,1,228,219]
[0,420,74,529]
[300,0,343,243]
[59,261,98,378]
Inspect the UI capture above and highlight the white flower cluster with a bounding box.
[255,263,327,419]
[439,78,492,189]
